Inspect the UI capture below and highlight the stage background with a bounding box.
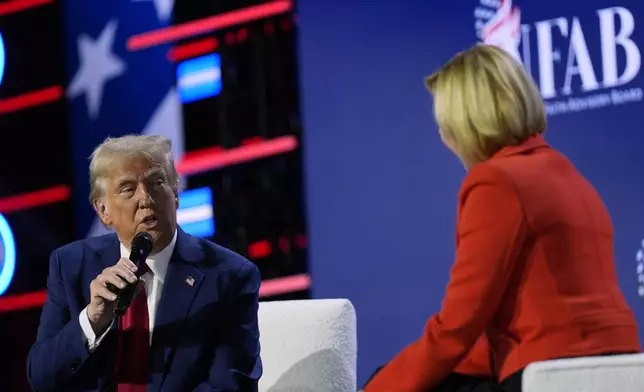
[0,2,308,390]
[298,0,644,385]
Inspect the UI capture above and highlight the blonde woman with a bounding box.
[364,45,641,392]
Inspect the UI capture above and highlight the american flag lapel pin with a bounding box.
[185,275,195,287]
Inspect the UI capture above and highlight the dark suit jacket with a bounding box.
[26,228,262,392]
[366,135,641,391]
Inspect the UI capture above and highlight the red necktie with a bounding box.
[114,263,150,391]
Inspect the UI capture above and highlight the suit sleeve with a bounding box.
[193,261,263,392]
[365,168,527,391]
[26,251,95,391]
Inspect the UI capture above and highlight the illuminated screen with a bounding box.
[177,54,222,103]
[0,213,16,296]
[0,1,307,390]
[178,187,216,237]
[0,32,5,85]
[173,0,309,300]
[0,2,71,391]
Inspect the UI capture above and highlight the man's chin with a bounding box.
[138,228,174,253]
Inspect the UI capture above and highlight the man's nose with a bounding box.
[136,185,153,207]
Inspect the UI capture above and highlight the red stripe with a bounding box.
[168,37,219,62]
[128,0,292,51]
[0,0,55,16]
[0,185,70,214]
[0,136,296,213]
[0,86,64,115]
[0,274,312,312]
[176,136,298,176]
[259,274,311,297]
[249,240,272,259]
[0,290,47,312]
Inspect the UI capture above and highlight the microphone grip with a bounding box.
[114,283,138,316]
[109,232,154,317]
[108,267,144,317]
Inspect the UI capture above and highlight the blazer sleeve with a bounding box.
[453,335,493,377]
[192,261,263,392]
[26,250,95,392]
[365,167,528,391]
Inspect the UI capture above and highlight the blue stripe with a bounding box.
[177,54,222,103]
[179,187,212,209]
[0,32,5,86]
[180,219,215,238]
[0,213,16,296]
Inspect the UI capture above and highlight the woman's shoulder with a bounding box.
[458,160,517,197]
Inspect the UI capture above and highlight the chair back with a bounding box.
[258,298,357,392]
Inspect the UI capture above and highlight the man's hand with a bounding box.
[87,257,138,335]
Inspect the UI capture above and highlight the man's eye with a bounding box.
[155,178,165,186]
[120,187,134,193]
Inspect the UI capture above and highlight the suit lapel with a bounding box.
[83,234,120,307]
[150,229,204,391]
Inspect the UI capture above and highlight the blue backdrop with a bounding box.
[298,0,644,385]
[63,0,180,239]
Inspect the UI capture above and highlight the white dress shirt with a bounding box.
[79,230,177,351]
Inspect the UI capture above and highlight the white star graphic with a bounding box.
[67,20,126,120]
[132,0,175,23]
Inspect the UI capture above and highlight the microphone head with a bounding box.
[131,232,154,258]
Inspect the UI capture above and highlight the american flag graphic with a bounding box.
[474,0,523,63]
[63,0,184,238]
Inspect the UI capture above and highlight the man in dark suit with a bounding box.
[27,135,262,391]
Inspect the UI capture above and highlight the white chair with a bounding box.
[523,353,644,392]
[257,298,357,392]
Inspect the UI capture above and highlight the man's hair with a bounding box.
[88,135,180,204]
[425,44,547,166]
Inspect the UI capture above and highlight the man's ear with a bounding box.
[93,198,112,226]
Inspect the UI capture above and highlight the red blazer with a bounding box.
[366,135,641,391]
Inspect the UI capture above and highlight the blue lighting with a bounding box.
[178,187,215,238]
[0,32,5,86]
[0,213,16,296]
[181,220,215,238]
[176,54,222,103]
[180,187,213,209]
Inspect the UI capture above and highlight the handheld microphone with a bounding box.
[113,232,154,316]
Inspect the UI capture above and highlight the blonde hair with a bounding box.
[89,135,180,204]
[425,44,546,166]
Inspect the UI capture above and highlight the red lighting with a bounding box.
[128,0,293,51]
[0,0,55,17]
[259,274,311,297]
[294,234,307,249]
[0,290,47,312]
[176,135,298,176]
[236,27,248,42]
[224,31,236,45]
[0,185,71,214]
[167,37,219,62]
[0,86,64,115]
[249,240,272,259]
[278,237,290,253]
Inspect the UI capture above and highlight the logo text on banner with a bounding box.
[476,0,642,116]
